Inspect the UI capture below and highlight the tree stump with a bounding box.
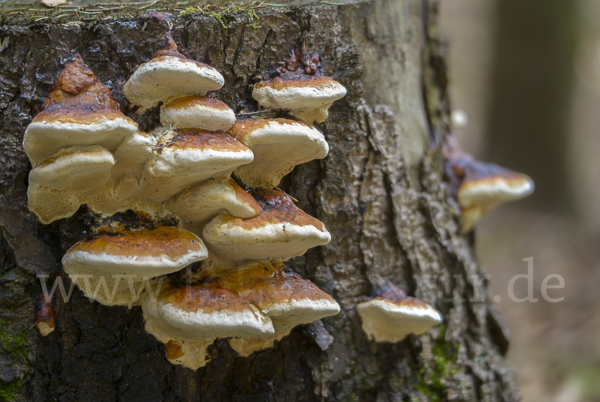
[0,1,520,400]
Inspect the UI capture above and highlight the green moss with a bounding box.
[211,12,227,28]
[179,6,261,29]
[0,318,28,401]
[247,9,258,21]
[0,320,28,363]
[179,7,198,16]
[415,326,459,401]
[0,378,21,402]
[0,2,278,26]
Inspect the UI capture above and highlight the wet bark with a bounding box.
[0,1,519,401]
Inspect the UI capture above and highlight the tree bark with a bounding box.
[0,1,519,400]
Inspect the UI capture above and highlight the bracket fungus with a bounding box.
[141,261,339,369]
[230,118,329,188]
[168,176,261,231]
[29,146,115,192]
[357,282,442,343]
[23,35,343,369]
[161,96,236,132]
[142,282,274,370]
[141,130,254,202]
[62,227,208,307]
[444,135,535,232]
[23,106,137,168]
[23,54,139,223]
[252,48,347,125]
[23,54,137,167]
[223,261,340,357]
[202,189,331,261]
[124,34,224,110]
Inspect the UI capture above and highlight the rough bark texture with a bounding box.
[0,1,519,401]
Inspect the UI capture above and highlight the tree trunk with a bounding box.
[0,1,519,400]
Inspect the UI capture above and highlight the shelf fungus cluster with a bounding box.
[23,54,139,224]
[357,282,442,342]
[444,135,535,232]
[23,41,346,369]
[143,261,339,368]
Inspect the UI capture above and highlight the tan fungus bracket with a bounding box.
[357,282,442,343]
[62,226,208,307]
[203,189,331,262]
[230,118,329,188]
[224,261,340,357]
[142,283,274,370]
[140,130,254,202]
[167,176,262,233]
[252,48,347,125]
[124,34,224,111]
[161,96,236,132]
[444,135,534,233]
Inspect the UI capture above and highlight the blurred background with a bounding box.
[440,1,600,401]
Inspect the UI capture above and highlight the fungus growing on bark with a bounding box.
[124,34,224,110]
[444,135,534,232]
[24,105,136,167]
[141,130,254,202]
[142,261,339,367]
[142,283,274,370]
[230,118,329,188]
[168,176,261,230]
[161,96,236,132]
[23,54,137,167]
[27,146,116,223]
[252,48,346,124]
[357,282,442,343]
[222,261,340,356]
[202,189,331,261]
[62,227,208,307]
[24,41,341,367]
[29,146,115,191]
[22,54,139,223]
[35,295,56,337]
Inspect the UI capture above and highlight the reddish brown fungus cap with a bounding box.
[62,226,208,278]
[444,135,534,232]
[202,190,331,261]
[230,118,329,188]
[23,55,137,166]
[124,35,224,109]
[357,282,442,343]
